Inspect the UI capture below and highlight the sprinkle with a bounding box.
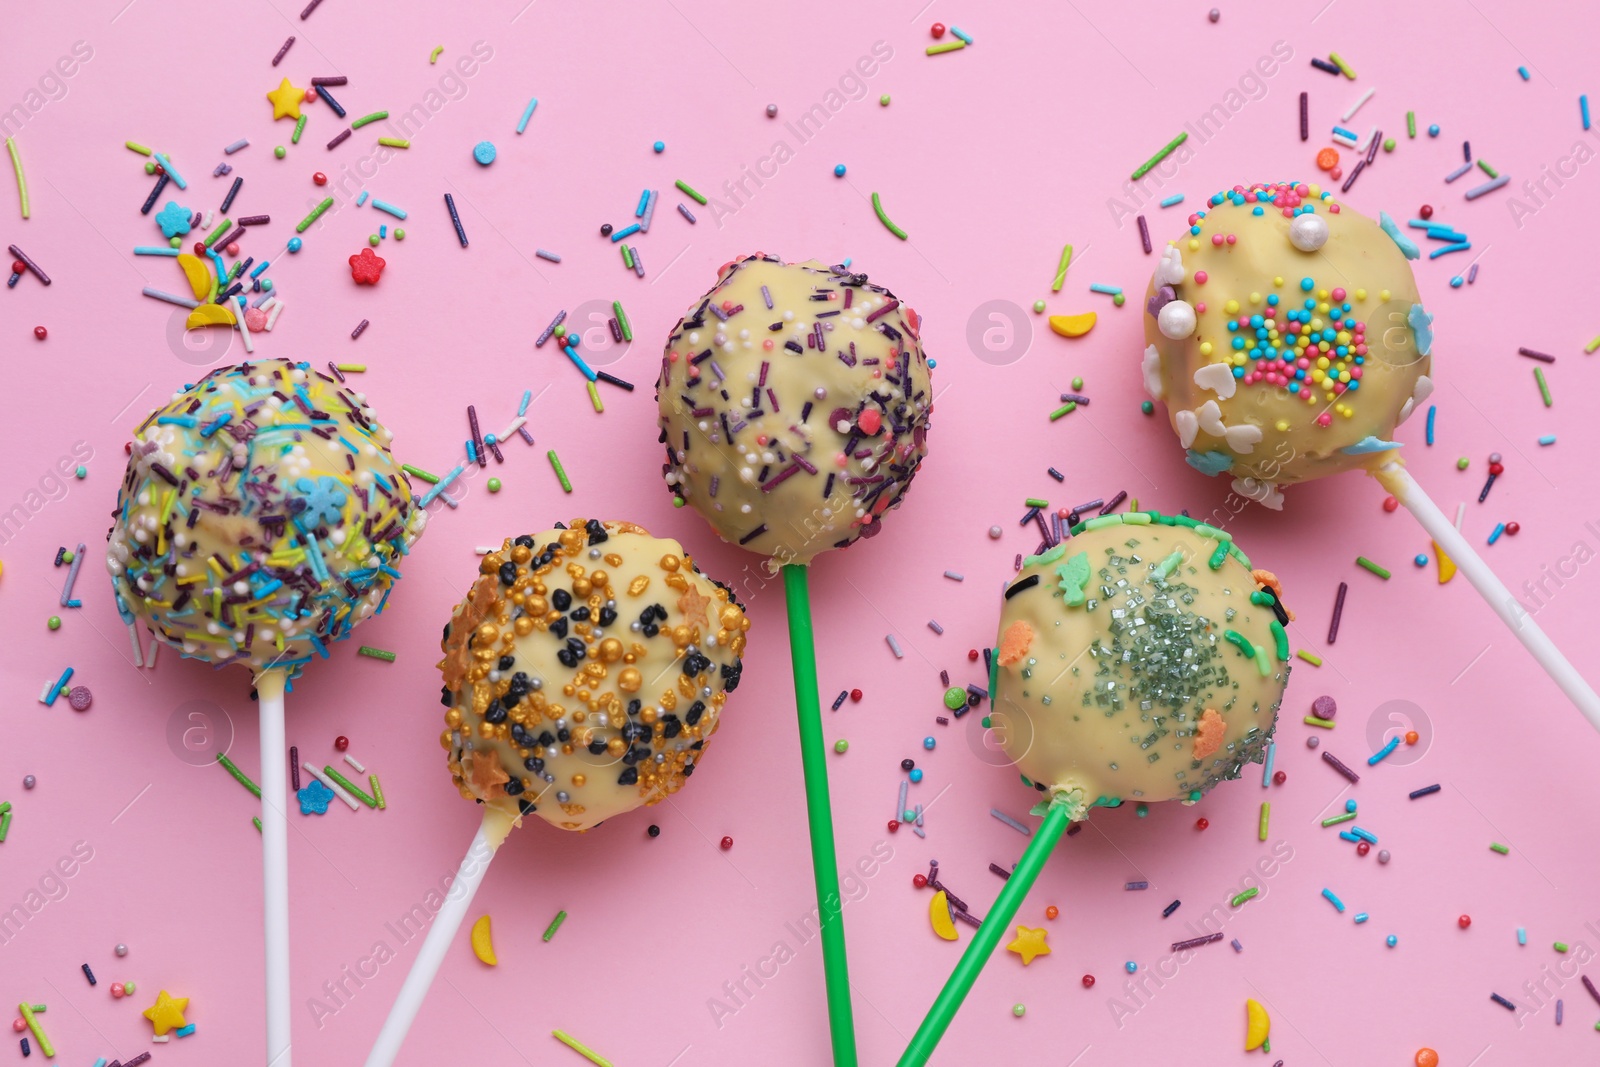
[59,541,86,606]
[1051,243,1073,291]
[1368,737,1400,765]
[1342,87,1376,121]
[1137,215,1151,253]
[1409,784,1442,799]
[17,1004,52,1058]
[295,197,334,233]
[1258,802,1271,841]
[677,203,697,223]
[357,646,396,662]
[536,249,561,263]
[1321,811,1357,827]
[1230,887,1259,907]
[831,691,848,711]
[1328,51,1356,78]
[1162,898,1182,918]
[1407,111,1417,137]
[1534,366,1552,407]
[272,37,295,65]
[1299,92,1308,141]
[871,191,908,240]
[1089,283,1122,296]
[547,450,572,493]
[1490,993,1517,1011]
[1159,193,1185,207]
[1131,132,1188,181]
[152,152,187,190]
[377,137,410,149]
[342,752,366,774]
[1297,649,1323,666]
[1538,434,1557,446]
[1231,939,1243,951]
[1488,522,1506,545]
[1322,751,1361,783]
[674,178,708,205]
[326,128,353,150]
[351,111,389,130]
[927,619,944,634]
[324,766,377,807]
[1326,581,1348,644]
[950,26,973,44]
[1465,174,1511,200]
[1321,887,1346,912]
[552,1029,613,1067]
[1489,842,1510,855]
[1444,162,1474,183]
[542,910,568,942]
[1478,159,1499,178]
[926,40,966,55]
[1125,881,1149,891]
[444,193,468,246]
[370,774,385,809]
[8,244,48,284]
[517,98,539,133]
[1048,401,1077,421]
[1171,932,1223,952]
[216,753,262,798]
[82,963,96,986]
[1304,714,1336,729]
[886,634,904,659]
[990,809,1031,836]
[1311,57,1341,75]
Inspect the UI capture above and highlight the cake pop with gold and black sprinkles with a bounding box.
[439,519,751,832]
[656,253,933,566]
[106,359,424,679]
[994,510,1290,818]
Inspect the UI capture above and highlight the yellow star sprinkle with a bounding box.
[266,78,304,121]
[1006,925,1051,966]
[143,989,190,1035]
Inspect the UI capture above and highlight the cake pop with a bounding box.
[655,253,934,1066]
[1141,182,1597,722]
[657,253,932,566]
[898,512,1290,1066]
[996,513,1287,811]
[365,520,749,1066]
[1141,181,1430,509]
[109,359,424,673]
[106,359,424,1067]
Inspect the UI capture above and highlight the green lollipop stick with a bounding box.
[897,799,1072,1067]
[782,562,858,1066]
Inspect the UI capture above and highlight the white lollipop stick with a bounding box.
[1374,462,1600,727]
[364,806,517,1067]
[256,667,293,1067]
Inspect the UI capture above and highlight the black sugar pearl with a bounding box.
[552,589,572,610]
[550,618,569,639]
[485,706,508,724]
[685,701,705,725]
[498,655,515,670]
[441,686,454,707]
[503,779,524,795]
[647,824,660,837]
[498,561,518,585]
[538,731,556,747]
[570,606,590,622]
[600,223,613,236]
[599,606,617,626]
[524,757,544,773]
[901,759,915,771]
[617,767,639,786]
[514,535,535,548]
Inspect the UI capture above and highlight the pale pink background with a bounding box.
[3,0,1598,1064]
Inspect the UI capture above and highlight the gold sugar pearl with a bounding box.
[438,730,453,749]
[514,617,535,636]
[572,774,586,787]
[659,554,681,571]
[607,738,626,756]
[475,622,499,643]
[598,638,623,662]
[619,668,642,692]
[589,569,608,589]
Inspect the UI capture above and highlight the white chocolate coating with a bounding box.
[994,512,1288,818]
[106,360,424,679]
[439,521,751,832]
[1142,183,1433,506]
[656,254,933,566]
